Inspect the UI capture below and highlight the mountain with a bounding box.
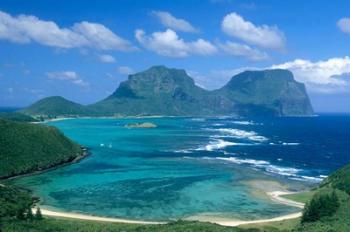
[218,69,314,116]
[21,96,87,117]
[90,66,220,116]
[0,118,84,179]
[22,66,314,117]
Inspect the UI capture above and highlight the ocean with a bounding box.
[12,115,350,221]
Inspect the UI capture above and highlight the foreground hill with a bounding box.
[22,66,314,117]
[0,119,84,179]
[0,112,38,122]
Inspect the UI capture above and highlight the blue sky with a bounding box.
[1,0,350,112]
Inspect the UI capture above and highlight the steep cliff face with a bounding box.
[22,66,314,117]
[218,69,314,116]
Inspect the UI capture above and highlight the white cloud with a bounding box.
[135,29,217,57]
[0,10,135,51]
[98,54,116,63]
[152,11,197,33]
[271,57,350,93]
[221,12,285,50]
[117,66,135,75]
[219,41,268,61]
[73,22,135,51]
[46,71,89,88]
[337,18,350,34]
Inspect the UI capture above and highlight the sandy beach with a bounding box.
[33,191,304,227]
[35,208,164,224]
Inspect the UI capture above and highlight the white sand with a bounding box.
[33,191,304,227]
[34,208,164,224]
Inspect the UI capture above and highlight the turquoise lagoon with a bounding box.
[13,116,342,221]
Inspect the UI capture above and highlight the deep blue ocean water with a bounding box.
[12,115,350,221]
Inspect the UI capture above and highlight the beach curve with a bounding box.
[34,191,304,227]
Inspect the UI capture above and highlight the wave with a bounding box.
[215,157,270,165]
[282,142,300,146]
[196,139,237,151]
[209,128,268,142]
[232,120,260,126]
[269,142,300,146]
[199,156,323,183]
[191,118,206,122]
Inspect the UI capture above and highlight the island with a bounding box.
[21,66,314,118]
[124,122,157,128]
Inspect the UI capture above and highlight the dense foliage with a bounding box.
[301,191,339,223]
[0,185,35,220]
[22,66,313,117]
[1,218,267,232]
[0,112,38,122]
[0,119,83,178]
[294,164,350,231]
[320,164,350,195]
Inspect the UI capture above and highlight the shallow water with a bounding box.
[12,115,350,220]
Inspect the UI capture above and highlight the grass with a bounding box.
[282,191,315,204]
[239,218,300,232]
[1,218,262,232]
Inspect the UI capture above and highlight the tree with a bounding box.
[302,191,339,223]
[35,207,43,220]
[26,207,34,220]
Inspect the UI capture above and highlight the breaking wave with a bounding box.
[197,156,324,183]
[208,128,268,142]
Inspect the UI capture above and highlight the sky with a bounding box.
[1,0,350,112]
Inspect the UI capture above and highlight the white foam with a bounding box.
[201,156,322,183]
[210,128,268,142]
[282,142,300,146]
[196,139,236,151]
[215,157,270,165]
[212,123,224,126]
[232,120,258,126]
[265,165,301,177]
[174,149,193,154]
[191,118,206,122]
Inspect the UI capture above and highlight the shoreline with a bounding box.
[0,148,89,181]
[32,191,304,227]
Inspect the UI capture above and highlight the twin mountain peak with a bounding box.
[23,65,314,117]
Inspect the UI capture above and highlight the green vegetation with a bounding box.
[0,218,266,232]
[282,191,315,204]
[22,66,314,117]
[0,112,38,122]
[218,69,314,116]
[0,119,83,179]
[21,96,86,118]
[301,190,339,223]
[292,165,350,232]
[0,185,35,221]
[319,164,350,194]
